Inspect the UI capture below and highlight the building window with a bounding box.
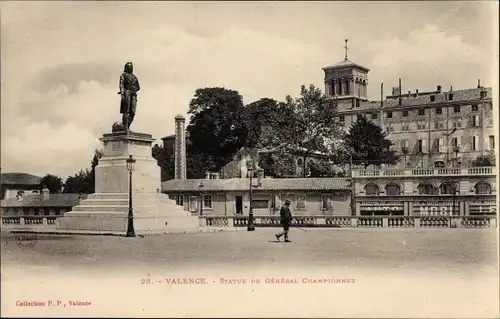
[322,195,333,211]
[402,123,410,131]
[417,139,426,153]
[188,196,199,212]
[454,106,460,113]
[489,135,495,149]
[417,121,426,130]
[448,93,454,101]
[356,99,360,108]
[417,183,435,195]
[480,91,487,99]
[430,95,435,102]
[472,104,478,112]
[402,110,408,117]
[471,136,479,151]
[434,138,444,153]
[474,182,491,195]
[295,194,306,210]
[471,115,479,127]
[418,109,425,116]
[44,208,50,216]
[434,161,445,168]
[453,120,462,128]
[339,116,345,123]
[252,199,269,209]
[387,112,393,119]
[400,140,409,149]
[372,113,378,119]
[440,182,456,195]
[24,209,30,216]
[176,195,184,206]
[203,195,212,209]
[364,183,379,196]
[435,107,442,115]
[385,183,401,196]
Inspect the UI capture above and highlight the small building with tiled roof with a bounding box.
[0,172,42,200]
[162,177,351,217]
[1,189,87,218]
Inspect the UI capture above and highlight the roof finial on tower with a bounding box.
[344,39,349,60]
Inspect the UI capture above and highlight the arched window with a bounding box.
[474,182,492,195]
[440,182,457,195]
[417,182,435,195]
[434,161,445,168]
[297,158,303,166]
[385,183,401,196]
[364,183,379,196]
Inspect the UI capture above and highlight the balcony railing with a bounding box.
[352,166,495,178]
[200,215,497,229]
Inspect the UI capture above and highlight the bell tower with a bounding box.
[322,39,370,101]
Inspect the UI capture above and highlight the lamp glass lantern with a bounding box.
[126,155,136,172]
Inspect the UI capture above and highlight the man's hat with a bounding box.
[285,199,291,204]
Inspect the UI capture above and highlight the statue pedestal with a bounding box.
[56,131,199,235]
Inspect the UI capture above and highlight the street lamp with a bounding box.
[247,163,263,231]
[126,155,136,237]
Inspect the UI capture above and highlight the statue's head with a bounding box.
[124,62,133,73]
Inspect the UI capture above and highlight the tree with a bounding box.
[259,85,343,177]
[401,147,409,167]
[63,169,93,194]
[242,98,280,148]
[308,160,337,177]
[40,174,63,194]
[63,149,102,194]
[187,87,248,172]
[471,151,496,167]
[152,143,174,181]
[343,115,399,168]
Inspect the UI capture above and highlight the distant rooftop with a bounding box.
[0,173,41,186]
[162,177,350,193]
[338,87,492,112]
[1,193,87,208]
[322,58,370,72]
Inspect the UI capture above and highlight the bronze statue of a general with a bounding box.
[118,62,140,131]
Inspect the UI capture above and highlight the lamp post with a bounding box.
[126,155,136,237]
[247,164,263,231]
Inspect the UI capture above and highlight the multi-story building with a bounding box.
[323,50,494,169]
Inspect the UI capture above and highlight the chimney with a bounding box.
[450,86,453,92]
[407,90,411,99]
[437,85,442,92]
[415,89,419,97]
[477,79,481,88]
[42,188,50,201]
[174,114,187,180]
[398,78,402,106]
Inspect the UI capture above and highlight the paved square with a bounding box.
[1,228,498,318]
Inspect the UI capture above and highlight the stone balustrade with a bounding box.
[0,216,56,227]
[201,215,497,229]
[1,215,496,229]
[352,166,496,178]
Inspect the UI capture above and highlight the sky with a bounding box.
[0,1,498,179]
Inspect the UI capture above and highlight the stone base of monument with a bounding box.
[55,131,199,235]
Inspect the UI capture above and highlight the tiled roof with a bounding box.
[338,87,492,113]
[1,194,87,208]
[323,59,370,72]
[0,173,41,186]
[162,178,351,193]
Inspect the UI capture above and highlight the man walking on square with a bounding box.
[276,199,292,242]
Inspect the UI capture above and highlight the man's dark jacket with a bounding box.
[280,204,292,226]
